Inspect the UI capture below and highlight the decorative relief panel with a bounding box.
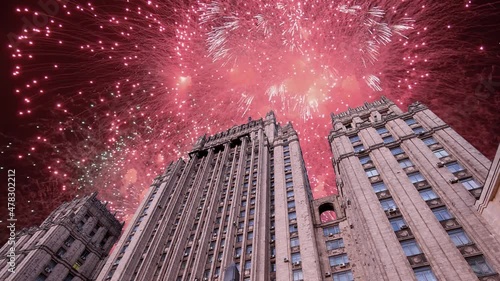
[426,198,445,208]
[458,244,481,257]
[479,274,500,281]
[440,218,461,230]
[407,253,428,267]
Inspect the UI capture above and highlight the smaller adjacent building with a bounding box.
[0,192,122,281]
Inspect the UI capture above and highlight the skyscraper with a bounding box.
[98,112,325,281]
[328,97,500,280]
[97,97,499,281]
[0,192,122,281]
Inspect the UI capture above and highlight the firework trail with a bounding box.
[3,0,499,233]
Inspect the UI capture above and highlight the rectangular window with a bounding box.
[326,239,344,250]
[246,245,252,254]
[329,254,349,266]
[72,261,82,271]
[433,148,449,158]
[414,266,437,281]
[292,269,303,281]
[249,208,255,215]
[284,151,290,157]
[423,137,437,146]
[323,225,340,236]
[383,136,395,144]
[365,168,379,178]
[236,235,243,242]
[359,155,371,165]
[408,172,425,184]
[405,118,417,125]
[380,198,397,211]
[466,256,495,277]
[390,147,404,156]
[290,224,299,233]
[401,239,422,256]
[460,178,481,190]
[285,173,293,180]
[286,181,293,188]
[413,127,426,134]
[448,229,472,246]
[376,127,389,134]
[353,144,365,153]
[389,217,407,231]
[288,212,297,220]
[419,188,438,201]
[244,260,252,270]
[290,237,300,247]
[287,191,294,198]
[399,159,414,168]
[57,247,67,258]
[235,248,242,256]
[445,162,465,173]
[80,249,90,260]
[64,236,75,246]
[247,232,253,240]
[433,207,453,221]
[349,135,360,143]
[372,182,387,193]
[291,253,301,263]
[287,201,296,208]
[63,273,75,281]
[333,270,353,281]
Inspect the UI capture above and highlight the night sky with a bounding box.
[0,0,499,244]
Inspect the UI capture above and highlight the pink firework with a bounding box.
[3,0,499,238]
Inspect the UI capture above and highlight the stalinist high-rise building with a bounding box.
[98,112,328,281]
[97,97,500,281]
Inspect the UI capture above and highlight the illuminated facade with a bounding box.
[97,97,500,281]
[0,193,122,281]
[97,112,332,281]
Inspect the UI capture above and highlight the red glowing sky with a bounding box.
[0,0,499,244]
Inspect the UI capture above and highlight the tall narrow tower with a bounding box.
[328,97,500,280]
[97,112,322,281]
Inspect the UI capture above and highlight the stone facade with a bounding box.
[0,193,122,281]
[97,112,324,281]
[327,97,500,281]
[95,97,499,281]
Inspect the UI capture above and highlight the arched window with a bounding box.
[319,203,337,223]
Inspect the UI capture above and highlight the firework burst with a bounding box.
[3,0,499,229]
